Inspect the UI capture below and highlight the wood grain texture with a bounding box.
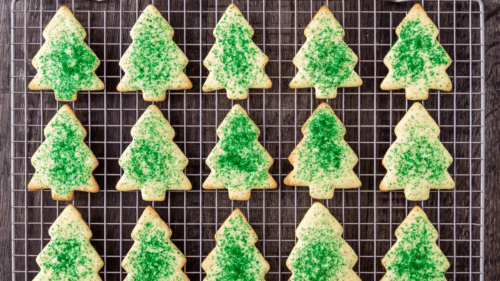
[1,0,498,280]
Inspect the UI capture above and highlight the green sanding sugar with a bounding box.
[385,216,448,280]
[207,5,268,97]
[126,222,183,280]
[208,108,271,191]
[390,19,451,86]
[37,28,101,101]
[33,109,94,196]
[294,105,354,190]
[301,15,358,91]
[38,237,94,280]
[121,8,187,98]
[208,214,265,280]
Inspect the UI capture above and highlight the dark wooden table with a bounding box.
[1,0,499,279]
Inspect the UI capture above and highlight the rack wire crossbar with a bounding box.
[11,0,485,280]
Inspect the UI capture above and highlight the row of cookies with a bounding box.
[30,4,451,103]
[29,100,454,202]
[35,203,449,280]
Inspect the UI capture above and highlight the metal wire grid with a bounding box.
[10,0,484,280]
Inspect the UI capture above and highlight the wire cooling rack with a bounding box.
[10,0,484,280]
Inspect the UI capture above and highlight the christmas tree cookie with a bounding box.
[290,5,362,99]
[203,104,276,200]
[34,204,103,281]
[122,206,188,281]
[29,6,104,102]
[203,4,272,99]
[117,5,192,101]
[380,102,454,200]
[381,4,452,100]
[28,105,99,201]
[287,202,360,281]
[382,206,450,280]
[284,103,361,199]
[117,105,191,201]
[202,209,269,280]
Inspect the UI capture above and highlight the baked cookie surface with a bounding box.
[380,4,452,100]
[34,204,103,281]
[284,103,361,199]
[380,102,454,200]
[28,105,99,201]
[117,105,191,201]
[122,206,188,281]
[117,5,192,101]
[287,202,360,281]
[202,209,269,281]
[29,6,104,101]
[203,104,276,200]
[382,206,450,281]
[290,5,362,99]
[203,4,271,99]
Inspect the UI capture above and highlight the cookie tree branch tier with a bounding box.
[34,205,103,281]
[287,202,361,281]
[285,103,361,199]
[289,5,362,99]
[29,6,104,102]
[380,102,454,200]
[202,209,270,280]
[203,4,272,100]
[203,104,276,200]
[117,105,191,201]
[117,5,192,102]
[28,105,99,201]
[380,4,452,100]
[382,206,450,280]
[122,206,188,281]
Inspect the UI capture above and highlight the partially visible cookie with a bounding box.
[117,105,191,201]
[290,5,362,99]
[380,4,452,100]
[34,204,103,281]
[287,202,360,281]
[284,103,361,199]
[29,6,104,102]
[203,4,271,100]
[202,209,269,280]
[122,206,188,281]
[380,102,454,200]
[117,5,192,101]
[382,206,450,280]
[203,104,277,200]
[29,105,99,201]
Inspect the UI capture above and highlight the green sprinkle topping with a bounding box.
[119,5,190,100]
[384,213,449,280]
[206,106,273,194]
[206,213,267,281]
[32,108,96,197]
[125,222,185,280]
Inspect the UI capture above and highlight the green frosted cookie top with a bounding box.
[387,126,451,187]
[390,19,451,87]
[126,222,183,280]
[208,214,265,280]
[34,109,94,196]
[386,216,448,280]
[301,14,358,91]
[121,7,187,98]
[206,5,268,97]
[208,108,271,191]
[37,24,101,101]
[295,106,352,185]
